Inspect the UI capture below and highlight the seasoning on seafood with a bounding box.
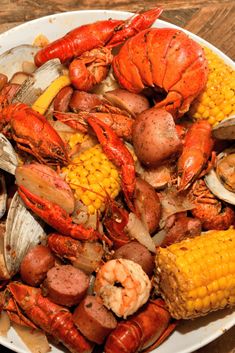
[191,179,235,230]
[87,117,136,208]
[18,185,102,242]
[94,258,151,318]
[113,28,208,118]
[6,282,94,353]
[0,103,68,166]
[48,233,104,274]
[105,299,176,353]
[177,120,214,191]
[34,8,163,66]
[155,228,235,319]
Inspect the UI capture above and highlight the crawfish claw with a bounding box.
[18,185,100,242]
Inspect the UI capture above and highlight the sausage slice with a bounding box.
[43,265,89,306]
[73,295,117,344]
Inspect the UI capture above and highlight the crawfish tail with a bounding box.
[34,19,123,66]
[48,233,82,259]
[177,120,214,191]
[8,282,93,353]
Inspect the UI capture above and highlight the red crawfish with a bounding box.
[34,8,162,91]
[87,116,136,209]
[34,8,163,66]
[177,120,214,191]
[105,299,176,353]
[0,103,68,166]
[17,185,104,242]
[5,282,94,353]
[112,28,208,118]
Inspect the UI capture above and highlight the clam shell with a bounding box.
[212,115,235,140]
[0,133,18,175]
[0,172,7,219]
[0,44,39,80]
[205,169,235,206]
[13,59,64,106]
[4,192,45,276]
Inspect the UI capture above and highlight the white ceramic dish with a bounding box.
[0,9,234,353]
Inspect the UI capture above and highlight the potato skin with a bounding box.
[132,107,182,167]
[20,245,55,286]
[134,177,161,234]
[113,241,154,277]
[104,89,150,117]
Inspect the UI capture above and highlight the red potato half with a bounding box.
[132,107,182,167]
[104,88,150,117]
[134,177,161,233]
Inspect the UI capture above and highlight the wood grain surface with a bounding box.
[0,1,234,353]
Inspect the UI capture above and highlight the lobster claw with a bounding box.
[87,116,136,210]
[18,185,101,242]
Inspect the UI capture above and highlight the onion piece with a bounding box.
[125,213,156,253]
[152,229,167,246]
[72,241,104,274]
[10,72,31,85]
[13,323,50,353]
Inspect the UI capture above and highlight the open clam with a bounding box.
[4,192,45,276]
[0,45,39,80]
[0,133,18,175]
[13,58,65,106]
[205,116,235,206]
[205,146,235,206]
[212,114,235,140]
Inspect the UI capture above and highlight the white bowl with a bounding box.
[0,9,234,353]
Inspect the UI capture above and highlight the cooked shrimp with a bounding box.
[94,258,151,318]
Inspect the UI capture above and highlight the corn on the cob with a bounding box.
[155,228,235,319]
[190,47,235,126]
[63,144,121,214]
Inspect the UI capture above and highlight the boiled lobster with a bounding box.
[0,102,68,166]
[4,282,94,353]
[177,120,214,191]
[105,298,176,353]
[113,28,208,118]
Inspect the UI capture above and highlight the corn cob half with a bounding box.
[155,228,235,319]
[63,144,121,214]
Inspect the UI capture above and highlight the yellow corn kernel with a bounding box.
[190,47,234,126]
[32,75,71,115]
[155,228,235,319]
[63,144,121,214]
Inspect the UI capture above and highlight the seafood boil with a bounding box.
[0,7,234,353]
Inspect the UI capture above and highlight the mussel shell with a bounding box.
[212,115,235,140]
[0,45,39,80]
[4,192,45,276]
[0,133,18,175]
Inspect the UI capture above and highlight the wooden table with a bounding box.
[0,1,234,352]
